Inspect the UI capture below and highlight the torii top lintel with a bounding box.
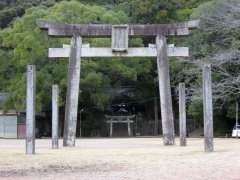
[37,20,199,38]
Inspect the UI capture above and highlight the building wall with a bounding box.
[0,116,17,138]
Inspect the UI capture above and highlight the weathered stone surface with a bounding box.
[156,35,175,145]
[112,25,129,52]
[63,36,82,147]
[52,85,59,149]
[37,20,199,37]
[48,47,189,58]
[203,64,214,152]
[26,65,36,154]
[179,83,187,146]
[63,44,90,48]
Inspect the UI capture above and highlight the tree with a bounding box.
[0,1,129,113]
[174,0,240,130]
[0,0,63,29]
[129,0,187,23]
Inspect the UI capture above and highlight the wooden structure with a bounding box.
[38,20,199,146]
[105,115,135,137]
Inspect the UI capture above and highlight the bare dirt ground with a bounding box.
[0,137,239,180]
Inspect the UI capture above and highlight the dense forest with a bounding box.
[0,0,239,136]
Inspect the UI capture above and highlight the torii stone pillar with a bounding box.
[52,85,59,149]
[203,64,213,152]
[179,83,187,146]
[26,65,36,154]
[63,36,82,147]
[156,36,175,145]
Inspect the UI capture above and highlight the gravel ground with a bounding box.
[0,137,239,180]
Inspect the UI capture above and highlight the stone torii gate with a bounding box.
[38,20,199,147]
[105,115,135,137]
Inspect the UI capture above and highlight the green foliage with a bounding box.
[191,0,240,31]
[76,0,127,5]
[0,1,129,113]
[129,0,187,23]
[0,7,19,28]
[174,0,240,127]
[171,8,193,22]
[186,0,211,8]
[0,0,60,29]
[187,100,203,118]
[43,1,128,24]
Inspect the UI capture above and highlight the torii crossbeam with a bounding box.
[49,44,189,57]
[38,20,199,146]
[38,20,199,37]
